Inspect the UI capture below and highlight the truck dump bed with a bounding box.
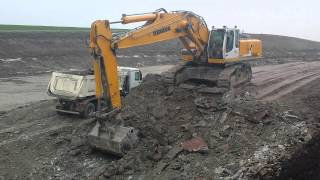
[47,71,96,100]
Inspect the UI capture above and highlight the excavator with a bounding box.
[87,9,262,156]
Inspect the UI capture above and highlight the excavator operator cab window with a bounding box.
[235,29,240,48]
[208,29,225,59]
[226,30,234,53]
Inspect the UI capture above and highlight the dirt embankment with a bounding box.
[0,32,181,78]
[250,33,320,59]
[1,32,320,78]
[246,34,320,66]
[271,78,320,180]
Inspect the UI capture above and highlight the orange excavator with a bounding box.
[88,8,262,156]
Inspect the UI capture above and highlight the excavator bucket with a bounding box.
[88,121,139,156]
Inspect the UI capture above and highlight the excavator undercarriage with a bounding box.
[174,62,252,89]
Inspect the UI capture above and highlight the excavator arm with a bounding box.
[89,9,209,111]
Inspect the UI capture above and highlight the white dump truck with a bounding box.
[47,67,142,118]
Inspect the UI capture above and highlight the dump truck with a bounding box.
[47,67,142,118]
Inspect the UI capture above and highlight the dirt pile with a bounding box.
[88,73,313,180]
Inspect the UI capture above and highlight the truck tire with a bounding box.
[81,102,95,118]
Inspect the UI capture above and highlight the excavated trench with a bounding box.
[272,132,320,180]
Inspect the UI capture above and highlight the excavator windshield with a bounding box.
[208,29,225,59]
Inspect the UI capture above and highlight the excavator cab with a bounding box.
[207,27,240,62]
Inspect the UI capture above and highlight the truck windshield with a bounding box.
[208,29,225,59]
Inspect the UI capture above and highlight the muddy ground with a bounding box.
[0,31,320,179]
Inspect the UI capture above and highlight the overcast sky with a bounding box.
[0,0,319,41]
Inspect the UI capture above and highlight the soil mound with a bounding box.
[89,73,312,180]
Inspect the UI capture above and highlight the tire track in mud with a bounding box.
[251,61,320,101]
[0,124,72,147]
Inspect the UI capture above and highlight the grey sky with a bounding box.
[0,0,319,41]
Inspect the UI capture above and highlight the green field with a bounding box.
[0,24,128,33]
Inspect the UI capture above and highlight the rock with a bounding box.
[246,110,270,124]
[194,97,217,109]
[181,136,209,153]
[88,164,108,179]
[194,120,206,127]
[167,86,174,95]
[98,175,108,180]
[165,145,183,160]
[68,149,81,156]
[13,130,21,134]
[214,166,232,176]
[219,111,229,123]
[282,111,300,120]
[222,125,232,132]
[198,87,228,94]
[179,83,197,90]
[151,107,168,119]
[70,136,85,148]
[155,162,170,174]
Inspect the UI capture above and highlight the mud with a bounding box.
[250,61,320,101]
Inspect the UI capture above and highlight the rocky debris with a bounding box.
[82,73,314,180]
[181,136,209,153]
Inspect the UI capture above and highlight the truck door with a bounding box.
[123,75,130,94]
[130,70,142,89]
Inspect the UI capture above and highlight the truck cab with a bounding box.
[118,67,143,96]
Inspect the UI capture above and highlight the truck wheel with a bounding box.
[81,102,95,118]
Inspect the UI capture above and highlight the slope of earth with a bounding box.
[89,73,314,180]
[1,31,320,78]
[0,32,180,78]
[272,78,320,180]
[249,34,320,65]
